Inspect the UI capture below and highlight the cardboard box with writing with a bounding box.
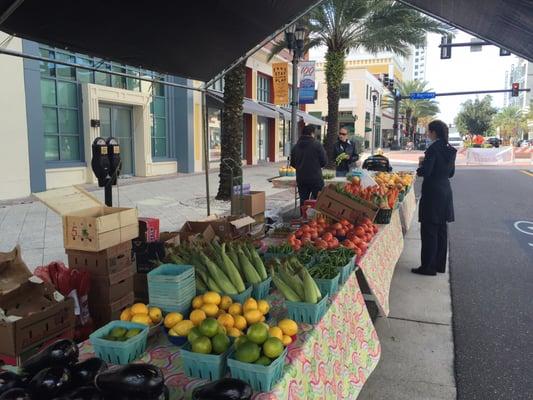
[316,185,379,223]
[138,217,160,243]
[231,191,266,217]
[35,186,139,252]
[90,292,134,328]
[66,241,133,280]
[0,247,75,361]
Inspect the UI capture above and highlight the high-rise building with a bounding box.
[411,42,428,81]
[504,57,532,109]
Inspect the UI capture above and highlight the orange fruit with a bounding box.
[228,303,243,316]
[233,315,247,331]
[243,298,258,313]
[203,291,221,305]
[201,303,219,318]
[190,309,207,326]
[219,295,233,311]
[217,313,235,329]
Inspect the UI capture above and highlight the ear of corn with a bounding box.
[227,244,241,274]
[247,243,268,281]
[238,249,262,284]
[278,264,305,299]
[220,243,246,293]
[199,252,238,294]
[271,270,302,302]
[300,268,318,304]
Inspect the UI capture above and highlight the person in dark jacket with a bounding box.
[333,128,359,177]
[412,120,457,276]
[290,125,327,207]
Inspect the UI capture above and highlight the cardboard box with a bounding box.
[179,222,216,242]
[0,246,75,359]
[180,216,255,240]
[66,241,133,278]
[35,186,139,252]
[90,292,134,328]
[89,271,134,305]
[138,217,160,243]
[132,240,165,273]
[316,185,379,223]
[231,191,266,217]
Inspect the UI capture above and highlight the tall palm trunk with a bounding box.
[324,50,345,168]
[405,108,413,140]
[216,63,245,200]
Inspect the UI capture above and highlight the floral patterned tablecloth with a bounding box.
[399,189,417,234]
[358,209,404,316]
[79,271,380,399]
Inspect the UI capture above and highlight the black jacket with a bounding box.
[290,136,327,185]
[417,139,457,223]
[333,139,359,172]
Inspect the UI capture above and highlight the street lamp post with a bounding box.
[285,25,306,145]
[371,89,379,155]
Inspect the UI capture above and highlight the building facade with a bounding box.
[410,42,428,81]
[504,57,532,110]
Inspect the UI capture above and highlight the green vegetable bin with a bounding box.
[90,321,149,365]
[252,277,272,300]
[148,264,195,314]
[181,342,232,380]
[227,347,288,392]
[286,294,329,324]
[315,273,340,297]
[227,285,253,304]
[338,257,355,284]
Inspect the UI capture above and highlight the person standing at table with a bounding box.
[333,127,359,177]
[290,124,327,207]
[412,120,457,276]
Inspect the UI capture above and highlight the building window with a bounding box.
[415,65,419,70]
[340,83,350,99]
[150,75,168,158]
[257,74,271,102]
[366,84,369,100]
[210,78,224,92]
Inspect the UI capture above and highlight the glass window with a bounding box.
[76,57,93,83]
[55,53,76,80]
[257,74,271,102]
[152,138,167,158]
[57,81,77,107]
[60,136,80,160]
[95,63,110,86]
[58,109,78,134]
[154,81,165,96]
[40,79,56,105]
[153,97,165,117]
[207,107,221,161]
[154,117,166,138]
[40,49,55,77]
[126,68,141,91]
[44,135,59,161]
[340,83,350,99]
[43,107,58,133]
[366,84,369,100]
[111,65,126,89]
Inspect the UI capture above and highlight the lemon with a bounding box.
[257,300,270,315]
[244,309,262,325]
[217,313,234,329]
[233,315,247,331]
[131,314,152,326]
[268,326,283,340]
[227,327,243,337]
[228,303,243,316]
[243,298,258,313]
[260,315,265,322]
[172,320,195,336]
[148,307,163,324]
[189,309,207,326]
[163,312,183,329]
[203,291,221,306]
[119,307,132,321]
[201,303,219,318]
[131,303,149,315]
[191,295,204,309]
[219,295,233,311]
[282,335,293,346]
[278,319,298,336]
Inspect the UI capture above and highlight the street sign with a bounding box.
[410,92,436,100]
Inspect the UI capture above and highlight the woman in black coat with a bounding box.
[412,120,457,276]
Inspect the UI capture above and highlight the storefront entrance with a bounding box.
[257,117,269,161]
[99,104,134,176]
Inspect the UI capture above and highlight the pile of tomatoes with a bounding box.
[286,216,378,256]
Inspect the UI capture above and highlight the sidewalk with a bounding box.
[0,163,293,270]
[358,205,456,399]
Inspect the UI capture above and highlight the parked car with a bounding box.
[448,134,463,148]
[517,139,532,147]
[484,136,502,147]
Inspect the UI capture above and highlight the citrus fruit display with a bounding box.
[119,302,163,326]
[184,317,232,357]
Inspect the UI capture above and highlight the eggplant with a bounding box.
[0,388,32,400]
[0,371,26,395]
[51,386,104,400]
[95,364,164,399]
[23,340,79,375]
[29,367,71,399]
[192,378,252,400]
[70,358,107,387]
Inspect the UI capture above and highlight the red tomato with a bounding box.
[288,234,296,242]
[323,232,333,242]
[315,240,328,250]
[293,244,301,251]
[361,217,372,225]
[342,240,355,249]
[346,231,357,241]
[308,220,318,228]
[295,229,303,238]
[340,218,350,226]
[330,237,339,248]
[372,225,378,234]
[295,239,301,246]
[337,228,347,237]
[332,222,342,230]
[317,226,324,235]
[301,233,311,241]
[302,225,311,233]
[359,242,368,252]
[310,232,318,240]
[317,217,326,225]
[346,223,354,230]
[354,227,365,237]
[364,234,372,243]
[354,247,362,257]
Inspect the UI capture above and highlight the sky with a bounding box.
[309,30,518,125]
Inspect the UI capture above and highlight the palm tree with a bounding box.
[382,80,440,139]
[492,106,528,145]
[270,0,449,165]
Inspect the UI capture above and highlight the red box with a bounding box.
[138,218,160,243]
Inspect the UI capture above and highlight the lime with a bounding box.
[109,327,127,338]
[199,318,219,338]
[211,333,230,354]
[234,336,248,350]
[254,355,272,366]
[235,341,260,363]
[246,323,269,345]
[187,327,202,344]
[125,328,142,339]
[191,336,212,354]
[263,337,284,359]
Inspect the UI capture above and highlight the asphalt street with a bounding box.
[449,168,533,399]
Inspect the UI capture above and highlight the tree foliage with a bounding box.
[491,106,528,142]
[454,96,497,136]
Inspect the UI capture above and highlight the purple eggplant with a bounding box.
[192,378,252,400]
[0,371,26,395]
[52,386,103,400]
[0,388,32,400]
[70,358,107,387]
[29,367,71,399]
[95,364,164,399]
[23,340,79,375]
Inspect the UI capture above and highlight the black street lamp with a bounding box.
[371,89,379,155]
[285,25,306,145]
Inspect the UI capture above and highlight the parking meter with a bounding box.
[91,137,110,187]
[106,137,121,185]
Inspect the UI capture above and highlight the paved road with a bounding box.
[449,168,533,399]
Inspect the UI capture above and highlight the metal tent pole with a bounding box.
[290,55,300,145]
[201,90,211,216]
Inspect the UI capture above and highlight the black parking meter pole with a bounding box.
[104,180,112,206]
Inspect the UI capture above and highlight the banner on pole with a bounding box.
[272,62,289,105]
[299,61,316,104]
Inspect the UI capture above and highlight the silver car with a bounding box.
[448,134,463,148]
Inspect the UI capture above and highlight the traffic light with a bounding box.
[511,82,519,97]
[382,73,389,87]
[499,48,511,56]
[440,34,452,59]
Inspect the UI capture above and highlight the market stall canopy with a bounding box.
[0,0,321,83]
[259,102,292,121]
[207,91,279,119]
[399,0,533,61]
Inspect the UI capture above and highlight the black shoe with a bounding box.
[411,267,437,276]
[437,269,446,273]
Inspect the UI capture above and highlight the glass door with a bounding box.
[257,117,269,161]
[99,104,134,176]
